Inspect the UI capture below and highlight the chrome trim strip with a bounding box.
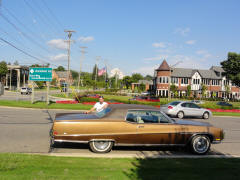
[54,139,88,144]
[115,143,186,147]
[212,140,222,144]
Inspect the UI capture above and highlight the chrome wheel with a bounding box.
[191,135,210,154]
[177,111,184,119]
[90,140,113,153]
[203,112,209,119]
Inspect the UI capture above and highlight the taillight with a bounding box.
[53,131,58,135]
[168,106,173,109]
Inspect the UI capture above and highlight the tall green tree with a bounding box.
[187,85,191,97]
[92,64,98,80]
[144,75,153,81]
[201,84,207,97]
[54,66,65,71]
[123,76,132,89]
[0,61,8,83]
[131,73,143,83]
[221,52,240,87]
[170,83,177,97]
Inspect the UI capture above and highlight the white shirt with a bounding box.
[94,102,108,112]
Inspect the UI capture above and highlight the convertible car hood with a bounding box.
[174,119,212,126]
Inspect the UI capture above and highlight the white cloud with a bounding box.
[174,27,190,36]
[78,36,94,43]
[185,40,196,45]
[196,50,212,59]
[144,55,169,61]
[152,42,166,48]
[50,54,68,61]
[132,65,159,76]
[47,39,68,50]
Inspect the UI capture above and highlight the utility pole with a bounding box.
[78,46,87,90]
[64,30,75,96]
[94,56,100,89]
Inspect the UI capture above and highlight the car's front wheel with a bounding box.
[190,135,211,155]
[89,140,113,153]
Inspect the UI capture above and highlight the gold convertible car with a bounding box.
[51,104,224,155]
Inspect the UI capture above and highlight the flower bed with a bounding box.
[82,102,124,105]
[56,100,78,104]
[207,108,240,113]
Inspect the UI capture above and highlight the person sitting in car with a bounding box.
[86,96,109,114]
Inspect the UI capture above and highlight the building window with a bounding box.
[181,78,188,85]
[171,77,178,84]
[159,77,169,84]
[212,79,220,86]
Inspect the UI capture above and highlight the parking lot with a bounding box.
[0,106,240,157]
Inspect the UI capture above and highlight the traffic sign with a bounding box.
[29,68,52,81]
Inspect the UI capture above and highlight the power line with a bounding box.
[0,13,52,53]
[2,6,47,43]
[0,37,66,68]
[23,0,60,36]
[41,0,65,30]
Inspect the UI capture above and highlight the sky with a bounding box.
[0,0,240,76]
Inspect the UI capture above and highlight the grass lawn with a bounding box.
[0,100,92,110]
[0,154,240,180]
[213,112,240,117]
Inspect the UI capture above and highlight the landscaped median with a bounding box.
[0,153,240,179]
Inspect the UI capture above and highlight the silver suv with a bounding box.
[20,87,32,95]
[160,101,212,119]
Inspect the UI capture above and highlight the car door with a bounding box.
[180,103,193,116]
[136,111,188,145]
[189,103,203,116]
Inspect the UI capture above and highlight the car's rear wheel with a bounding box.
[89,140,113,153]
[190,135,210,155]
[177,111,184,119]
[203,112,209,119]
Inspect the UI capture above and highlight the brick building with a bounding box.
[153,60,240,99]
[52,70,73,86]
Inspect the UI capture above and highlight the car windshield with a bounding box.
[168,101,181,106]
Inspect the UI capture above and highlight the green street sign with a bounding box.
[29,68,52,81]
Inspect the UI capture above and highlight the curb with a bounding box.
[25,152,240,159]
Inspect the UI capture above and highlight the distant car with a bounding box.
[217,101,233,107]
[141,92,150,96]
[160,101,212,119]
[190,100,204,104]
[130,96,160,102]
[20,87,32,95]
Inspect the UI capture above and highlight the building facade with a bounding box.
[52,70,73,86]
[153,60,240,99]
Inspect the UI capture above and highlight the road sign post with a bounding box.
[29,68,52,104]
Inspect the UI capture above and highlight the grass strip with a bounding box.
[0,100,91,110]
[0,153,240,180]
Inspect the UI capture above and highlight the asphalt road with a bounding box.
[0,107,239,157]
[0,90,62,101]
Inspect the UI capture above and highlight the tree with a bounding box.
[55,66,65,71]
[224,84,230,98]
[131,73,143,83]
[170,83,177,97]
[221,52,240,87]
[122,76,132,89]
[0,61,8,83]
[144,75,153,81]
[51,78,57,86]
[187,85,191,97]
[92,64,98,80]
[201,84,207,97]
[70,70,79,80]
[138,83,146,92]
